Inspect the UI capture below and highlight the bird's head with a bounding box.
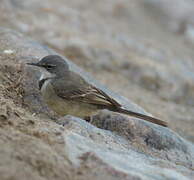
[27,55,69,75]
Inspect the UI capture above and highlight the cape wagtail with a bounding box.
[27,55,168,127]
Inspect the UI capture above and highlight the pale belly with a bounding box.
[41,80,98,117]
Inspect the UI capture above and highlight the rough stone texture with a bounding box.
[1,0,194,141]
[0,27,194,180]
[0,0,194,179]
[140,0,194,36]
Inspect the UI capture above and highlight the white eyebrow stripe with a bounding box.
[48,64,56,67]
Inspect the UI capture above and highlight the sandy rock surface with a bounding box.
[1,0,194,179]
[0,25,194,180]
[1,0,194,140]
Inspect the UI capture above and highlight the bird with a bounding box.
[27,55,168,127]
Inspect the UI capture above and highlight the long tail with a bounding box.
[114,107,168,127]
[92,86,167,127]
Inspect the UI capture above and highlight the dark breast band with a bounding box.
[39,78,50,90]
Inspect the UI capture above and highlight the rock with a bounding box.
[63,115,194,179]
[1,0,194,141]
[1,0,194,178]
[140,0,194,34]
[0,28,194,180]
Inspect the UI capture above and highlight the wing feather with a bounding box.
[57,85,121,108]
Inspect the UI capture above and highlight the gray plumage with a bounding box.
[27,55,168,127]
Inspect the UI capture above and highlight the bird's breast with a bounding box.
[40,79,98,117]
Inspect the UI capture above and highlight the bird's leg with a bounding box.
[84,116,91,122]
[84,116,94,124]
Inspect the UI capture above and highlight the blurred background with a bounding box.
[1,0,194,142]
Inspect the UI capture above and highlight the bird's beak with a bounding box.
[27,62,41,67]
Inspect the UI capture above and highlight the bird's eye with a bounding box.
[45,64,55,70]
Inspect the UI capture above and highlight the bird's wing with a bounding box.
[51,71,121,108]
[56,83,121,108]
